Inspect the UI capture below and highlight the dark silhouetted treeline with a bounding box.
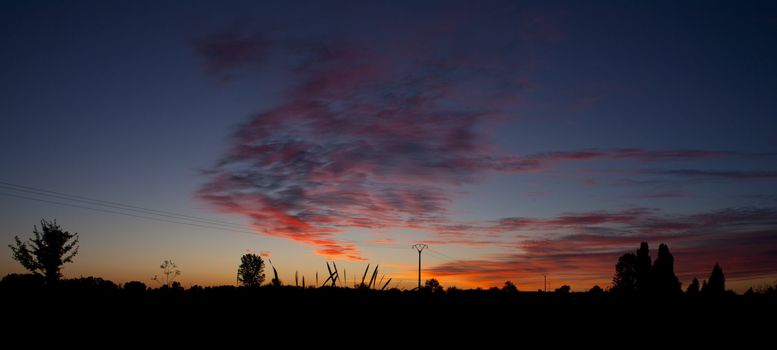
[4,221,777,337]
[3,272,776,338]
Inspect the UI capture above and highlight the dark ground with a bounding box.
[3,281,775,343]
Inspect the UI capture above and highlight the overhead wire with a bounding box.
[0,191,258,235]
[0,180,247,230]
[0,181,256,234]
[1,180,476,268]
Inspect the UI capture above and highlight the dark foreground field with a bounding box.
[4,282,776,341]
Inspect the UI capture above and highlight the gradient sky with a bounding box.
[2,0,776,292]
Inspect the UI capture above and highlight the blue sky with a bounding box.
[1,0,776,291]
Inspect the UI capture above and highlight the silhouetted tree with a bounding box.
[424,278,444,293]
[62,276,118,291]
[686,278,700,294]
[652,243,681,294]
[0,273,45,290]
[170,281,183,291]
[123,281,147,293]
[8,219,79,285]
[635,242,652,292]
[502,280,518,293]
[612,242,685,296]
[237,253,265,287]
[702,263,725,295]
[612,252,638,293]
[589,285,604,294]
[152,260,180,287]
[555,285,571,293]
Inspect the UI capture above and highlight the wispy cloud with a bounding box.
[642,169,777,180]
[196,27,522,259]
[195,27,777,264]
[623,190,690,199]
[424,207,777,289]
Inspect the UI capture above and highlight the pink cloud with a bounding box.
[422,208,777,290]
[195,28,777,264]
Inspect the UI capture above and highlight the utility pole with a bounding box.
[412,243,428,290]
[544,274,547,292]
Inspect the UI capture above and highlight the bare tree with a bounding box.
[152,260,181,287]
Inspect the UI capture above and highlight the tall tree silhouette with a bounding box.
[702,263,725,295]
[612,252,638,293]
[612,242,682,295]
[237,253,265,287]
[635,242,652,292]
[652,243,681,294]
[8,219,79,285]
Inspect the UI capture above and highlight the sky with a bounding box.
[1,0,776,292]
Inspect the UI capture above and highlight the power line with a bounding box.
[0,192,258,235]
[427,247,462,262]
[0,181,248,230]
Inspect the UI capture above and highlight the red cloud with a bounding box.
[493,208,655,232]
[196,27,529,259]
[423,208,777,290]
[195,28,777,265]
[424,232,777,291]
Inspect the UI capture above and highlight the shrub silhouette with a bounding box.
[8,219,79,286]
[62,276,118,292]
[686,277,700,294]
[502,280,518,293]
[424,278,444,293]
[0,273,45,291]
[123,281,147,293]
